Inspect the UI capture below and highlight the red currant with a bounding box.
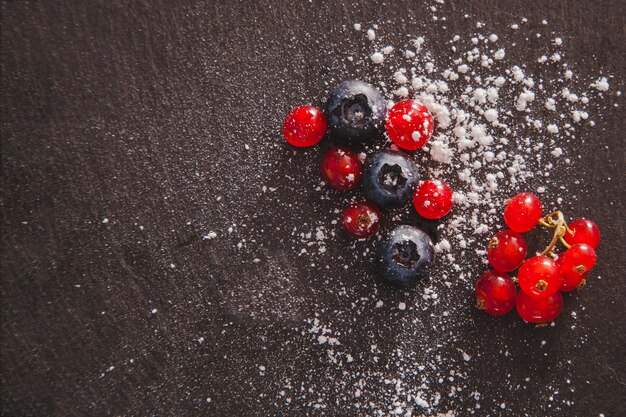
[385,100,434,151]
[413,180,453,219]
[320,147,362,191]
[475,271,517,316]
[503,192,542,233]
[487,230,528,272]
[564,219,600,249]
[341,201,381,239]
[282,106,327,147]
[516,290,564,323]
[517,256,563,299]
[557,243,597,291]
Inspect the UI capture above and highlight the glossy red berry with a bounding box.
[385,100,434,151]
[516,291,564,323]
[341,201,381,239]
[517,256,563,299]
[475,271,517,316]
[487,230,527,272]
[320,147,362,190]
[564,219,600,249]
[557,243,597,291]
[413,180,453,219]
[503,192,543,233]
[283,106,327,147]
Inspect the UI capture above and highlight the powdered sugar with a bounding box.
[269,12,617,415]
[198,7,619,417]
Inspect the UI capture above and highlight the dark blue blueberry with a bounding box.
[325,80,386,142]
[377,225,435,287]
[363,151,419,208]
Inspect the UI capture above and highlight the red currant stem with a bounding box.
[558,235,572,249]
[539,211,574,234]
[539,211,571,256]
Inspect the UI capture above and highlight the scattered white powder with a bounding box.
[551,147,563,157]
[515,89,535,111]
[592,76,610,91]
[254,13,616,417]
[430,140,454,163]
[393,70,408,85]
[393,86,409,97]
[484,108,498,123]
[370,52,384,64]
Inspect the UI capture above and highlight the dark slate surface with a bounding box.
[1,1,624,416]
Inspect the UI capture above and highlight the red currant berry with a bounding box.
[282,106,327,147]
[516,290,564,323]
[413,179,453,220]
[557,243,597,291]
[503,192,542,233]
[487,230,528,272]
[564,219,600,249]
[320,147,362,191]
[517,256,563,299]
[385,100,434,151]
[475,271,517,316]
[341,201,381,239]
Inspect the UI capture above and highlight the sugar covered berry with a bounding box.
[385,100,434,151]
[283,105,327,147]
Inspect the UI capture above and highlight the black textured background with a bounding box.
[1,1,625,416]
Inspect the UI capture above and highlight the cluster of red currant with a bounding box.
[475,192,601,324]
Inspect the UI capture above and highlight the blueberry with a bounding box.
[362,151,419,208]
[377,225,435,287]
[325,80,386,142]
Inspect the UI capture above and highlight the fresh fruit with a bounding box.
[557,243,597,291]
[320,147,362,191]
[385,100,434,150]
[413,179,453,219]
[282,105,327,147]
[516,291,564,323]
[564,219,600,248]
[341,201,381,239]
[377,225,435,287]
[325,80,386,142]
[363,151,419,208]
[517,256,563,299]
[475,202,600,324]
[503,192,542,233]
[487,230,527,272]
[475,271,517,316]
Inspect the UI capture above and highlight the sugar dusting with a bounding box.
[258,11,617,416]
[203,6,617,417]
